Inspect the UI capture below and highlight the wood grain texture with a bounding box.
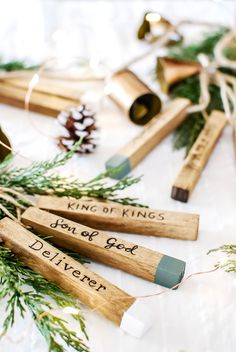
[22,207,164,282]
[171,110,228,202]
[0,82,79,117]
[37,196,199,240]
[2,77,81,101]
[233,120,236,159]
[0,217,135,325]
[112,98,191,169]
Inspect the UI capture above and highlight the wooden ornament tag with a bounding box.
[0,217,134,325]
[171,110,227,202]
[105,98,191,179]
[37,196,199,241]
[233,121,236,159]
[2,76,81,102]
[22,207,185,288]
[21,207,186,289]
[0,80,80,117]
[0,217,155,337]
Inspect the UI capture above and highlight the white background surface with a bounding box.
[0,1,236,351]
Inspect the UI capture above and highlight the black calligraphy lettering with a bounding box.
[42,250,51,258]
[96,284,106,292]
[28,239,107,293]
[137,210,146,219]
[50,218,77,234]
[81,204,90,211]
[89,280,97,287]
[104,237,117,249]
[72,270,81,278]
[157,213,165,220]
[55,257,66,266]
[29,239,43,251]
[81,230,99,241]
[90,205,97,213]
[148,212,155,219]
[50,252,59,262]
[110,207,115,214]
[80,275,90,282]
[104,237,138,255]
[64,263,74,271]
[116,243,125,250]
[67,202,75,210]
[122,209,129,218]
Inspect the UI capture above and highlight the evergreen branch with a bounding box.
[0,60,38,72]
[170,76,225,154]
[208,245,236,273]
[0,246,89,352]
[208,244,236,256]
[0,145,144,350]
[169,28,228,62]
[0,143,144,207]
[163,29,232,154]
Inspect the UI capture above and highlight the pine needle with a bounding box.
[208,245,236,273]
[0,60,38,72]
[170,76,225,154]
[0,246,89,352]
[0,144,144,351]
[169,28,228,62]
[156,28,235,154]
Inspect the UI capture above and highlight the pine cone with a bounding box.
[57,105,98,154]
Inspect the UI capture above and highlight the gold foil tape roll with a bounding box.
[107,69,162,125]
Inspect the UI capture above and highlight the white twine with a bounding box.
[182,30,236,125]
[214,31,236,69]
[0,18,236,346]
[187,70,210,117]
[123,19,236,125]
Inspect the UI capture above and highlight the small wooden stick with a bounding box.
[0,83,79,117]
[22,207,186,288]
[0,217,153,337]
[2,77,81,101]
[0,70,36,80]
[233,120,236,159]
[171,110,227,202]
[37,196,199,241]
[105,98,191,179]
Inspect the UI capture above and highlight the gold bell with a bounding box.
[137,12,182,45]
[157,57,202,93]
[107,69,162,125]
[0,127,11,160]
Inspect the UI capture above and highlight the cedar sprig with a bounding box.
[170,76,225,154]
[208,245,236,273]
[169,28,228,62]
[157,28,235,154]
[0,246,89,352]
[0,142,144,351]
[0,142,144,207]
[0,60,38,72]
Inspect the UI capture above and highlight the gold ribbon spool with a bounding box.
[107,69,162,125]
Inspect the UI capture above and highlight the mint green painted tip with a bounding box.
[105,154,131,179]
[155,255,186,289]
